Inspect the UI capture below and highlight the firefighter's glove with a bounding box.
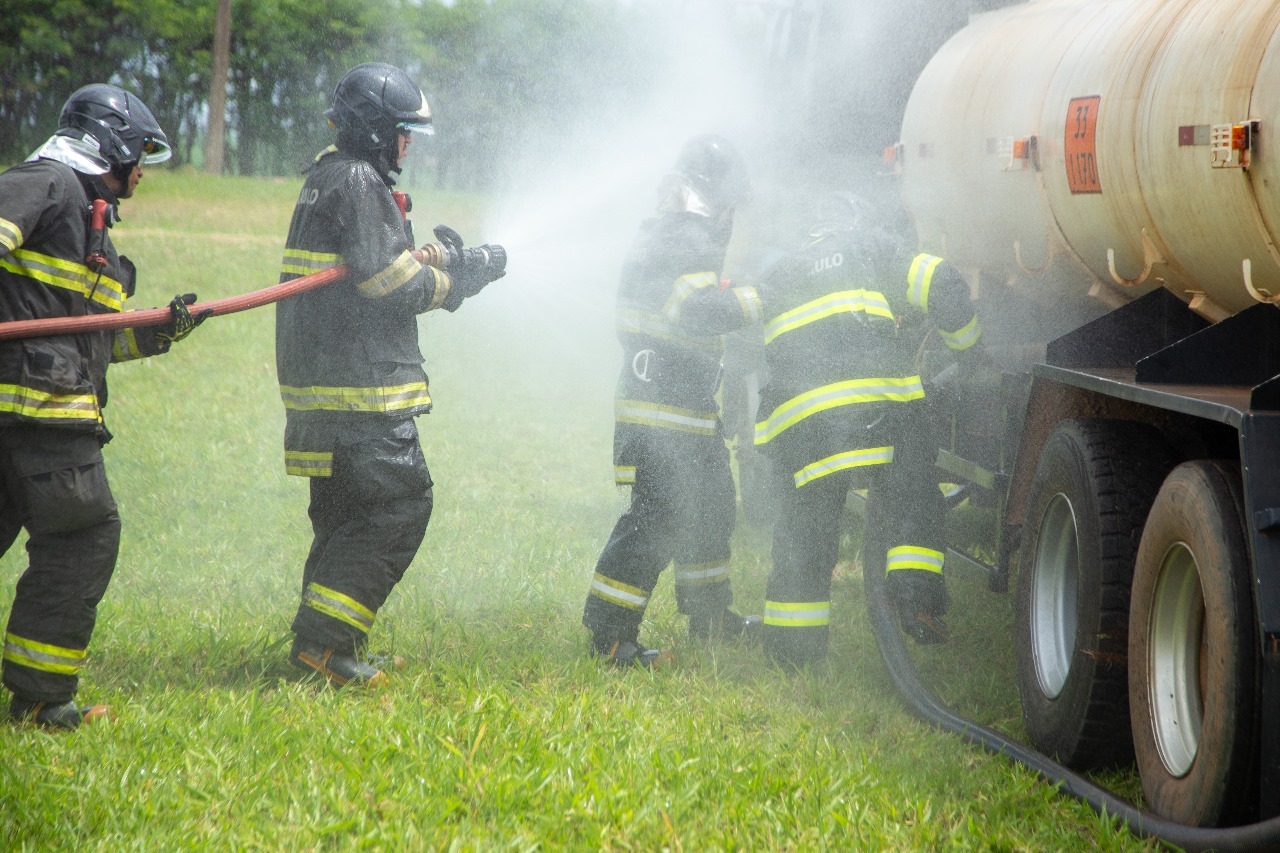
[434,224,509,311]
[158,293,210,344]
[886,569,949,645]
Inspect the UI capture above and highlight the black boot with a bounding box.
[896,605,949,645]
[589,633,672,669]
[290,637,389,687]
[688,608,764,643]
[10,696,113,730]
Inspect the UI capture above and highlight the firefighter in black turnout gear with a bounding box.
[582,135,762,667]
[0,84,204,728]
[754,193,985,668]
[276,63,506,687]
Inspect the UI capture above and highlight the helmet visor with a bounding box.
[396,120,433,137]
[140,136,172,165]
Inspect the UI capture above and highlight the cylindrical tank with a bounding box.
[900,0,1280,322]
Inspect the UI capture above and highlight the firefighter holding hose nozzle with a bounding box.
[275,62,506,688]
[753,192,988,668]
[0,84,205,729]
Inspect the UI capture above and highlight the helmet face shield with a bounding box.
[673,134,751,218]
[56,84,171,173]
[396,119,433,137]
[140,136,172,165]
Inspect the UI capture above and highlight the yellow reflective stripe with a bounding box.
[674,560,730,587]
[614,465,636,485]
[754,377,924,444]
[426,269,452,311]
[939,314,982,351]
[112,327,143,361]
[763,600,830,627]
[662,271,719,321]
[280,382,431,413]
[356,250,422,298]
[616,399,717,435]
[793,446,894,487]
[733,286,763,325]
[886,546,945,575]
[3,632,86,675]
[617,308,721,352]
[1,249,126,311]
[588,572,649,610]
[0,383,99,421]
[285,450,333,477]
[280,248,342,277]
[0,216,21,254]
[303,582,375,633]
[907,254,943,311]
[764,289,894,344]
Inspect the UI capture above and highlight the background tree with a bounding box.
[0,0,1026,182]
[206,0,231,174]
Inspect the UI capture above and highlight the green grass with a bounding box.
[0,169,1158,850]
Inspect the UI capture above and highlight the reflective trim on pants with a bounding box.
[302,582,376,634]
[762,600,831,628]
[3,632,85,676]
[588,572,650,611]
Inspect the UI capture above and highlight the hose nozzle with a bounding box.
[419,225,507,280]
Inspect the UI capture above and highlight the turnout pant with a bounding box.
[292,420,433,654]
[582,433,736,642]
[0,424,120,704]
[763,414,947,667]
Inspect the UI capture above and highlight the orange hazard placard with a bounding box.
[1065,96,1102,194]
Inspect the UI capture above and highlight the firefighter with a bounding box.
[276,62,506,687]
[753,192,986,668]
[0,84,205,728]
[582,134,762,667]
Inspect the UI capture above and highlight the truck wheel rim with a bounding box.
[1031,492,1079,698]
[1148,542,1204,778]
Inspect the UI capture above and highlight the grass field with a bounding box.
[0,170,1157,850]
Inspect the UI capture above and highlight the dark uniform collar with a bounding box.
[72,171,122,227]
[325,139,399,187]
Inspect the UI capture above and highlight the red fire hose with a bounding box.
[0,246,446,342]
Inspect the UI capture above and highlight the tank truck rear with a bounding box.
[895,0,1280,827]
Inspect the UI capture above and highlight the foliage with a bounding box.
[0,0,678,183]
[225,0,398,176]
[0,171,1160,850]
[1,0,1027,183]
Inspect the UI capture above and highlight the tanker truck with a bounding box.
[892,0,1280,829]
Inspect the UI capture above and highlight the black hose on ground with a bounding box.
[864,580,1280,852]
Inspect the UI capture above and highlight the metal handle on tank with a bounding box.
[1107,228,1165,287]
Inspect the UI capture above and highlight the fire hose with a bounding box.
[0,236,500,342]
[864,563,1280,851]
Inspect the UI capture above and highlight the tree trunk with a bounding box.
[205,0,232,174]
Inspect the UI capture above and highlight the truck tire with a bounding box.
[1015,419,1173,768]
[1129,460,1257,827]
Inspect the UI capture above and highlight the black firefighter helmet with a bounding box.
[661,133,752,219]
[808,189,916,278]
[58,84,172,180]
[808,190,876,238]
[327,62,432,170]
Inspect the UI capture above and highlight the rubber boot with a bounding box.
[589,633,673,669]
[290,636,389,687]
[688,608,764,643]
[9,696,114,730]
